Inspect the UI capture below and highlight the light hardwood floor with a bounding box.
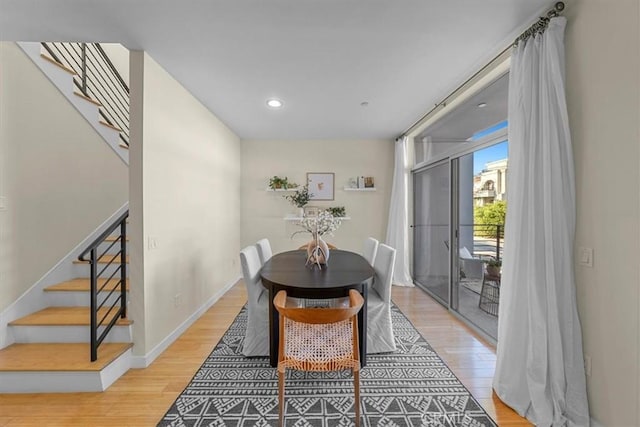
[0,282,530,426]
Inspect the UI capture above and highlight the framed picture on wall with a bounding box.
[307,172,335,201]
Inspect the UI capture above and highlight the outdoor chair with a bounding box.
[459,246,484,281]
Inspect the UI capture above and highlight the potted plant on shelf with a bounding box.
[284,185,312,216]
[485,259,502,277]
[326,206,346,217]
[269,176,289,190]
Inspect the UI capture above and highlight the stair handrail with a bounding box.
[79,210,128,362]
[41,42,130,147]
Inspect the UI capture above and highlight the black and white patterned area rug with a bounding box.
[157,305,497,427]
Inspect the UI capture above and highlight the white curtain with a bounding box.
[385,136,413,287]
[493,17,589,426]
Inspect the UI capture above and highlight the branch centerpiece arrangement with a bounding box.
[292,210,345,268]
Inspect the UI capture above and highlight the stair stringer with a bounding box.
[15,42,129,165]
[0,203,130,350]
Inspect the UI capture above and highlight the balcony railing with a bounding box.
[464,223,504,261]
[474,189,496,198]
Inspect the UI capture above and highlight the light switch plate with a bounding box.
[584,354,592,376]
[578,247,593,268]
[148,237,158,250]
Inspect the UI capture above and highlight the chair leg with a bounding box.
[278,369,285,427]
[354,370,360,427]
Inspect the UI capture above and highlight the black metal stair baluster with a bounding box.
[80,43,88,97]
[90,247,98,362]
[120,220,127,318]
[79,210,128,361]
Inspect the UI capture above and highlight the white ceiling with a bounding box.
[0,0,551,140]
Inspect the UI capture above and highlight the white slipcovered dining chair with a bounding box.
[362,237,379,266]
[239,245,269,356]
[367,243,397,354]
[256,238,273,266]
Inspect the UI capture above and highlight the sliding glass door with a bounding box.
[413,160,450,305]
[453,141,507,340]
[413,139,507,341]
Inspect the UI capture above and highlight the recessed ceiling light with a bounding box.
[266,98,283,108]
[477,102,487,108]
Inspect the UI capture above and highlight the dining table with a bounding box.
[260,249,375,368]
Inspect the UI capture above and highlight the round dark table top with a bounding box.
[260,249,374,290]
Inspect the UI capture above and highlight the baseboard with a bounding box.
[0,203,129,349]
[129,276,241,369]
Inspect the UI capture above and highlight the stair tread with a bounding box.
[9,307,133,326]
[99,120,122,132]
[39,54,77,75]
[45,278,130,292]
[0,343,132,371]
[105,236,129,242]
[73,91,102,106]
[73,254,129,264]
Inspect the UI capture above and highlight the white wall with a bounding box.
[565,1,640,425]
[129,52,241,356]
[0,42,129,312]
[100,44,129,85]
[241,139,393,254]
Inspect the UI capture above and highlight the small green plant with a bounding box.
[485,258,502,276]
[326,206,346,217]
[269,176,289,190]
[486,258,502,268]
[284,185,312,208]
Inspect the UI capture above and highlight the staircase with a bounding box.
[0,42,133,393]
[16,41,129,165]
[0,229,132,393]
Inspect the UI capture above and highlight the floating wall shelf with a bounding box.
[265,188,298,192]
[343,187,376,192]
[284,216,351,221]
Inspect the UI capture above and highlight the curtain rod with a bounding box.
[398,1,565,140]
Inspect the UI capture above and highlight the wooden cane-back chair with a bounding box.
[297,243,338,250]
[273,289,364,427]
